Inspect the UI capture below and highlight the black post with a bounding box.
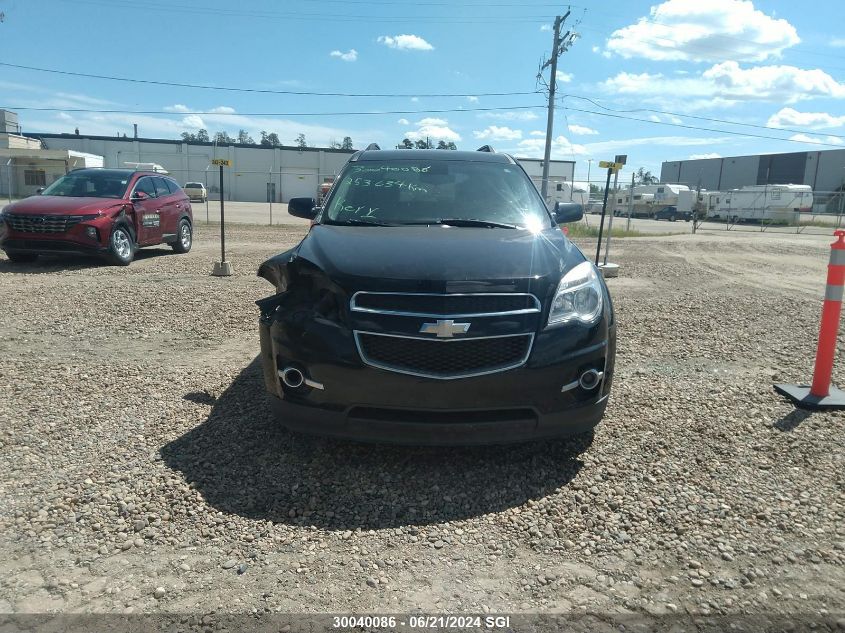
[219,164,226,263]
[595,167,613,265]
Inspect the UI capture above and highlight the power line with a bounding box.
[559,94,845,141]
[558,105,845,148]
[8,102,844,148]
[1,104,544,117]
[0,62,540,98]
[62,0,560,23]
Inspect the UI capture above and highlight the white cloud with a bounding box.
[568,124,598,135]
[602,62,845,106]
[788,133,844,145]
[466,96,479,103]
[410,97,419,102]
[516,135,588,158]
[181,114,205,129]
[404,117,460,143]
[330,49,358,62]
[606,0,799,63]
[556,71,573,83]
[473,126,522,141]
[830,38,845,48]
[377,34,434,51]
[767,107,845,130]
[479,110,539,121]
[540,24,552,32]
[688,152,722,159]
[529,130,546,137]
[397,118,410,125]
[648,113,684,124]
[416,117,448,126]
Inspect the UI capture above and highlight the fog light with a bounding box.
[85,226,98,240]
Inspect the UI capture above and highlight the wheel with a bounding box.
[5,251,38,263]
[172,219,192,254]
[107,224,135,266]
[670,215,676,222]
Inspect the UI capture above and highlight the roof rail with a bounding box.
[476,145,495,153]
[364,143,381,151]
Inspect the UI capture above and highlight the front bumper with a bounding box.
[1,237,108,256]
[259,314,615,445]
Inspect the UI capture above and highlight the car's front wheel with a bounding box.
[5,251,38,263]
[172,219,192,254]
[107,225,135,266]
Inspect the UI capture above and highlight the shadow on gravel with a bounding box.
[773,408,813,432]
[161,357,590,530]
[0,247,176,274]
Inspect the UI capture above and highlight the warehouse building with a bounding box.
[661,149,845,192]
[29,132,356,203]
[26,133,577,204]
[1,111,104,200]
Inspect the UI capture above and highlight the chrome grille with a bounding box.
[5,214,90,234]
[351,292,540,317]
[355,332,533,379]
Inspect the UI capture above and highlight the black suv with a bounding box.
[257,148,616,444]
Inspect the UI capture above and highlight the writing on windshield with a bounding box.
[325,160,549,228]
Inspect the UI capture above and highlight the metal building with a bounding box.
[661,149,845,192]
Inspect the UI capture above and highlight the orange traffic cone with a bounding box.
[775,230,845,409]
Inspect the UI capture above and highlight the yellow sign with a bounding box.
[211,159,232,167]
[599,160,623,171]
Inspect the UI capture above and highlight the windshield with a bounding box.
[41,172,131,199]
[185,182,203,187]
[324,159,551,229]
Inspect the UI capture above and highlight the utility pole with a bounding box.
[538,9,577,201]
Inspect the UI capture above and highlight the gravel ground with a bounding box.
[0,224,843,629]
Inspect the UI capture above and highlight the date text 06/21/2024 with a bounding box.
[331,615,512,629]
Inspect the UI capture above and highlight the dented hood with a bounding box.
[5,196,123,216]
[260,224,584,296]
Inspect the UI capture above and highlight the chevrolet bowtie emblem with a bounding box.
[419,319,471,338]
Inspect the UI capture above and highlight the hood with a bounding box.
[4,196,125,216]
[270,224,584,296]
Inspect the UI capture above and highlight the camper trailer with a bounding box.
[612,183,693,217]
[549,180,589,208]
[706,184,813,223]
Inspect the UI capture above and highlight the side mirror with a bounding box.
[131,191,149,202]
[553,201,584,224]
[288,197,318,219]
[36,187,45,194]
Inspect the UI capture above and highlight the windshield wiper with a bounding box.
[334,218,395,227]
[436,218,519,229]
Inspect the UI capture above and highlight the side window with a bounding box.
[135,177,157,198]
[165,179,182,195]
[153,177,171,198]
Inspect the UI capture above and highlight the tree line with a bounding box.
[397,138,457,150]
[179,129,353,150]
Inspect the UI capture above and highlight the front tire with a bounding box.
[5,251,38,263]
[107,225,135,266]
[172,219,192,254]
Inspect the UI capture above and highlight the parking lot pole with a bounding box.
[626,172,635,232]
[603,168,621,265]
[219,164,226,262]
[595,167,613,265]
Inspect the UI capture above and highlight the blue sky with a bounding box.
[1,0,844,182]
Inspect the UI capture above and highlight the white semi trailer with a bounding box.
[705,184,813,223]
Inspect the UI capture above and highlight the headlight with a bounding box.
[547,261,603,326]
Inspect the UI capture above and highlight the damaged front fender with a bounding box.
[256,250,358,397]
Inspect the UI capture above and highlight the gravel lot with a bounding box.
[1,224,843,628]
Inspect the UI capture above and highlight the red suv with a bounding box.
[0,168,193,265]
